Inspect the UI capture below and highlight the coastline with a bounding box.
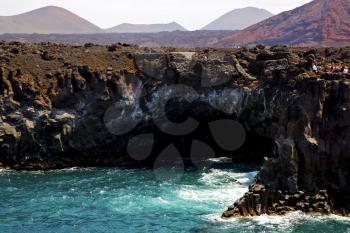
[1,41,350,218]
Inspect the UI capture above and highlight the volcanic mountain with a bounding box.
[0,6,102,34]
[216,0,350,46]
[105,22,187,33]
[202,7,273,31]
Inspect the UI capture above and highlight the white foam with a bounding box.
[153,197,169,204]
[57,167,79,172]
[207,157,233,163]
[199,168,257,187]
[178,185,248,204]
[205,211,350,231]
[178,167,257,207]
[0,168,10,174]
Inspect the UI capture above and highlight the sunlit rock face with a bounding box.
[1,42,350,216]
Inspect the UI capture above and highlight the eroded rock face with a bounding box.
[0,43,258,169]
[223,47,350,217]
[1,42,350,216]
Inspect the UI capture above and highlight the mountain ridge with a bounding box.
[215,0,350,46]
[105,22,187,33]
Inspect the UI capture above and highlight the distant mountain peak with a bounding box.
[216,0,350,46]
[33,5,65,10]
[13,6,80,17]
[202,7,273,31]
[0,6,102,34]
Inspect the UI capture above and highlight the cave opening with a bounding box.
[127,98,275,169]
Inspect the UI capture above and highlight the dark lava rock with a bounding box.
[41,51,54,61]
[10,47,19,54]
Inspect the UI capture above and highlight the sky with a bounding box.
[0,0,313,30]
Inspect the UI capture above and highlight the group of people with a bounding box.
[312,64,349,74]
[329,64,349,74]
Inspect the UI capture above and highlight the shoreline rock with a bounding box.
[222,184,334,217]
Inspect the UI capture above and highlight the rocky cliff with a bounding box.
[1,42,350,216]
[223,46,350,217]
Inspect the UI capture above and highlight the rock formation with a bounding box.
[1,42,350,217]
[222,45,350,217]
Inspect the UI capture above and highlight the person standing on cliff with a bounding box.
[312,64,318,73]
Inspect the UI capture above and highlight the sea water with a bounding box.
[0,159,350,233]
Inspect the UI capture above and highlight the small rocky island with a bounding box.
[1,41,350,217]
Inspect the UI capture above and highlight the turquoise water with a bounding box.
[1,159,350,233]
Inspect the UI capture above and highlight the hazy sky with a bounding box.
[1,0,313,30]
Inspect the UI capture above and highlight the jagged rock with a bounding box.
[41,51,54,61]
[230,55,256,81]
[134,53,168,80]
[0,122,21,160]
[0,67,13,96]
[107,44,121,52]
[200,59,237,87]
[10,47,19,54]
[71,70,87,91]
